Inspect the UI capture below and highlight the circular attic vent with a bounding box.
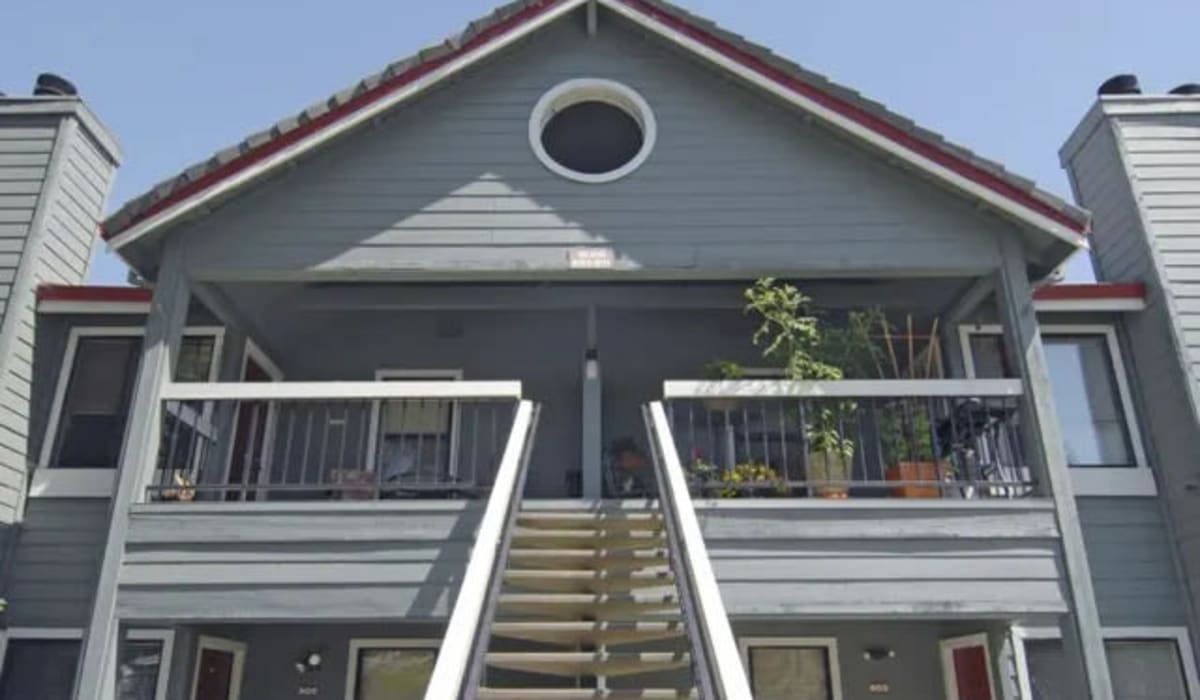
[529,79,656,183]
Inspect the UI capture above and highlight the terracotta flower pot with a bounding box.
[885,461,950,498]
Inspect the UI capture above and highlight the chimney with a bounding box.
[1097,74,1141,96]
[32,73,77,97]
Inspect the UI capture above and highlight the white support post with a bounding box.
[72,245,191,700]
[994,236,1113,699]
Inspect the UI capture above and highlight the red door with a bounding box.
[226,357,273,501]
[942,635,996,700]
[193,648,235,700]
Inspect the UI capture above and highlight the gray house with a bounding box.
[0,1,1196,698]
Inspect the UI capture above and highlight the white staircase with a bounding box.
[477,507,698,698]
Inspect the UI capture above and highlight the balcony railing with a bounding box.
[658,379,1032,499]
[148,381,522,502]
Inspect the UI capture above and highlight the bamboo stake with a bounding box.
[881,315,900,379]
[926,317,941,378]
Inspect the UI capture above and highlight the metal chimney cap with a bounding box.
[1169,83,1200,96]
[33,73,77,97]
[1098,74,1141,96]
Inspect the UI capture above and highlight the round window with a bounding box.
[529,79,656,183]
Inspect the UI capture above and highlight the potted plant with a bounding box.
[700,359,745,413]
[687,450,720,496]
[744,278,856,498]
[879,402,950,498]
[716,462,788,498]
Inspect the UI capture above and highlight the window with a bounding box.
[118,631,173,700]
[345,640,436,700]
[34,328,222,498]
[740,638,842,700]
[0,639,80,700]
[960,324,1151,496]
[1043,335,1133,467]
[1023,635,1196,700]
[529,79,656,183]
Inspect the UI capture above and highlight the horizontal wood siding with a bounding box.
[1064,115,1200,633]
[1078,497,1187,626]
[3,497,110,627]
[696,501,1067,617]
[179,9,1010,281]
[116,503,483,622]
[0,116,58,521]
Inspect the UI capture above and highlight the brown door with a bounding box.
[193,648,235,700]
[941,635,996,700]
[226,356,273,500]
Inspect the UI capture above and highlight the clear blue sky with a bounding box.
[6,0,1199,284]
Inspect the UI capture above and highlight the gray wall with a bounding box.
[116,503,482,622]
[697,501,1068,618]
[0,103,118,523]
[1080,497,1189,627]
[3,497,109,627]
[1062,105,1200,643]
[175,8,1014,282]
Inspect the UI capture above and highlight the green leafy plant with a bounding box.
[702,359,745,380]
[716,462,788,498]
[878,402,935,464]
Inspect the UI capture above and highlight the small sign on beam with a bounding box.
[568,247,616,270]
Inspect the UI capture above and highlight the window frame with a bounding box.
[1014,625,1200,700]
[366,369,464,480]
[32,325,224,499]
[0,627,83,698]
[737,636,843,700]
[123,629,175,700]
[343,638,437,700]
[958,323,1154,497]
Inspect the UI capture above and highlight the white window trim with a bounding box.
[958,323,1155,497]
[0,627,84,689]
[737,636,843,700]
[219,338,285,494]
[344,638,437,700]
[367,369,464,478]
[127,628,175,700]
[31,325,224,499]
[190,635,246,700]
[528,77,657,184]
[940,633,998,700]
[1014,625,1200,700]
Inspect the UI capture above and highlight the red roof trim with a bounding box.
[615,0,1086,235]
[101,0,571,240]
[103,0,1088,241]
[1033,282,1145,301]
[37,285,153,303]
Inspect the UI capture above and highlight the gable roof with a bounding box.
[101,0,1090,250]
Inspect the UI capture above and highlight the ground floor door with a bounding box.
[940,634,997,700]
[191,636,245,700]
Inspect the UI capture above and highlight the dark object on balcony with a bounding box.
[1169,83,1200,96]
[33,73,77,97]
[1097,74,1141,96]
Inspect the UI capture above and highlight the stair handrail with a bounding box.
[643,401,753,700]
[425,399,541,700]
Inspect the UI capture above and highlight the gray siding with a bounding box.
[116,503,482,622]
[697,501,1068,617]
[0,115,58,522]
[0,109,117,523]
[1079,497,1188,627]
[4,498,110,627]
[1063,107,1200,638]
[178,9,1012,281]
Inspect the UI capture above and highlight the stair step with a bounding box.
[508,549,670,571]
[504,568,675,593]
[498,593,681,620]
[478,688,697,699]
[518,512,664,531]
[512,529,668,550]
[491,620,687,646]
[485,651,691,677]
